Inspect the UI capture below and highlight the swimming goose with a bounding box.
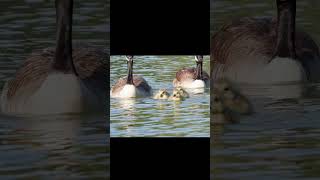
[153,89,170,99]
[213,78,252,115]
[110,56,152,98]
[211,0,320,84]
[173,87,189,98]
[211,93,233,125]
[0,0,108,115]
[169,89,185,101]
[173,55,209,88]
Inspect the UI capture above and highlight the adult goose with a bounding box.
[0,0,108,114]
[173,55,209,88]
[110,56,152,98]
[211,0,320,84]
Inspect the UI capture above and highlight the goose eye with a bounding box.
[173,94,176,97]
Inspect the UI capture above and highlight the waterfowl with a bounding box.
[173,87,189,98]
[211,0,320,84]
[0,0,108,115]
[173,55,209,88]
[153,89,170,99]
[169,89,185,101]
[211,94,233,125]
[213,78,252,115]
[110,56,152,98]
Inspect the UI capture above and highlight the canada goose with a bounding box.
[211,0,320,84]
[169,89,185,101]
[0,0,108,115]
[173,87,189,98]
[110,56,152,98]
[173,55,210,88]
[153,89,170,99]
[213,78,252,115]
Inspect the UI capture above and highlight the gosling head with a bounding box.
[175,87,189,98]
[213,78,236,100]
[212,94,225,114]
[170,90,185,101]
[154,89,170,99]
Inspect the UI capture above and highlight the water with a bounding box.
[211,1,320,179]
[0,0,109,179]
[110,56,210,137]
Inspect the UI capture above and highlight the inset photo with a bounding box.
[110,55,210,137]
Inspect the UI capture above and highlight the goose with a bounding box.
[213,78,252,115]
[169,89,185,101]
[211,0,320,84]
[110,56,152,98]
[173,55,209,88]
[0,0,108,115]
[153,89,170,100]
[211,93,233,125]
[173,87,189,98]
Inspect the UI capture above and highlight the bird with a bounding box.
[173,55,209,88]
[0,0,108,115]
[211,0,320,84]
[213,78,252,115]
[211,93,233,125]
[153,89,170,100]
[173,87,189,98]
[169,89,185,101]
[110,55,152,98]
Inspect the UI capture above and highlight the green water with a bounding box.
[110,56,210,137]
[0,0,109,179]
[211,0,320,179]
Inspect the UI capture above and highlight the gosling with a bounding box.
[153,89,170,100]
[173,87,189,98]
[211,94,233,125]
[213,78,252,115]
[169,89,185,101]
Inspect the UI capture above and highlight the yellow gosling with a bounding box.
[153,89,170,100]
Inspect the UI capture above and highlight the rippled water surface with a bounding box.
[0,0,109,179]
[211,1,320,179]
[110,56,210,137]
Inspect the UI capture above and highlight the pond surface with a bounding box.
[110,56,210,137]
[211,1,320,179]
[0,0,109,179]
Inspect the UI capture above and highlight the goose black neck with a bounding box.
[195,61,203,80]
[273,0,296,59]
[53,0,77,75]
[127,60,134,85]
